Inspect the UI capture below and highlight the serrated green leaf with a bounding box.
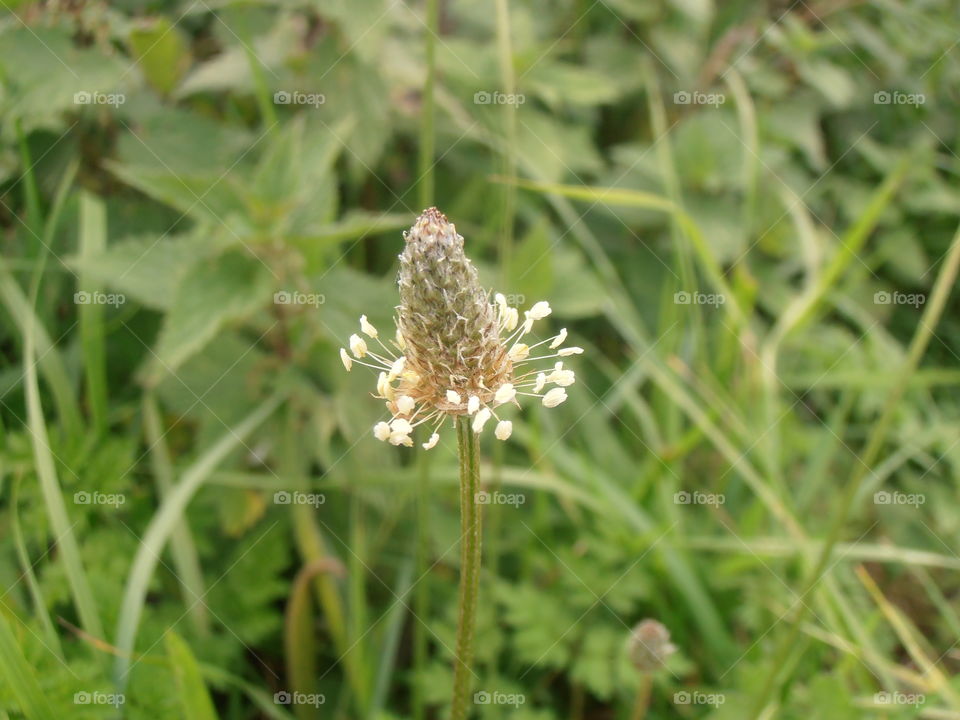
[129,18,190,96]
[67,232,231,310]
[151,250,274,378]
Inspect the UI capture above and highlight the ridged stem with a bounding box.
[451,416,482,719]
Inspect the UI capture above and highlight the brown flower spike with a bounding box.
[340,207,582,448]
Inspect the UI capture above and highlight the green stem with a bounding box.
[414,3,438,711]
[629,674,652,720]
[417,0,439,210]
[413,447,432,720]
[748,223,960,717]
[451,417,482,720]
[494,0,516,283]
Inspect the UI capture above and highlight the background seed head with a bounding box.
[628,619,677,672]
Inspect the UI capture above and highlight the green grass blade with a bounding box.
[417,0,438,210]
[284,559,343,720]
[165,630,220,720]
[24,288,104,640]
[750,221,960,716]
[142,391,210,636]
[0,610,57,720]
[77,192,109,434]
[371,560,413,715]
[495,175,746,324]
[10,477,63,659]
[113,392,284,689]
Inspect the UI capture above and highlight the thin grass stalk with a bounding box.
[142,392,210,636]
[414,3,438,715]
[10,477,63,659]
[417,0,439,210]
[24,246,104,643]
[748,223,960,717]
[77,192,108,435]
[450,416,482,719]
[494,0,516,282]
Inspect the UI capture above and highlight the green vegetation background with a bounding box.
[1,0,959,718]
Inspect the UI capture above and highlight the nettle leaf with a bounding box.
[516,111,604,181]
[524,63,622,107]
[685,194,747,265]
[0,26,129,131]
[301,41,391,173]
[797,59,856,109]
[248,116,345,236]
[155,330,269,440]
[115,105,253,177]
[108,162,251,231]
[671,110,743,194]
[548,249,606,319]
[128,18,191,96]
[151,250,274,378]
[763,95,827,170]
[175,14,299,99]
[507,218,554,302]
[67,231,231,310]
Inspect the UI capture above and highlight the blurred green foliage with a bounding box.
[1,0,960,718]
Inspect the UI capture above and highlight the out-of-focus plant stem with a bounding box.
[414,3,438,717]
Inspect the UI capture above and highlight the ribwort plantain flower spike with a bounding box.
[339,207,580,448]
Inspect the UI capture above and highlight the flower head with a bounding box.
[340,207,581,448]
[628,619,676,672]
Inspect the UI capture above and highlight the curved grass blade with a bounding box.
[113,392,284,690]
[142,391,210,636]
[165,630,220,720]
[10,477,63,659]
[24,284,104,640]
[77,192,109,434]
[0,610,57,720]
